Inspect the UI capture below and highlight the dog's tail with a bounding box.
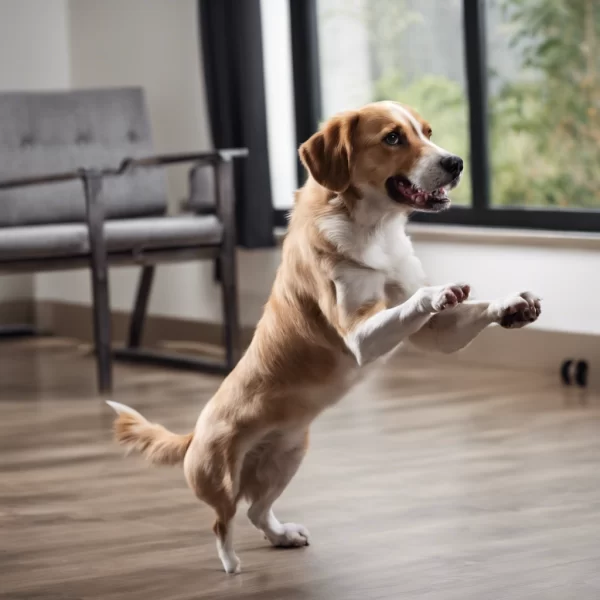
[106,400,193,466]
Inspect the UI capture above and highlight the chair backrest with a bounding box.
[0,87,168,227]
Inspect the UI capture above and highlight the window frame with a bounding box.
[275,0,600,232]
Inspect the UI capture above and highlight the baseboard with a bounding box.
[34,300,599,388]
[427,325,598,370]
[34,301,255,352]
[406,325,600,391]
[0,299,34,326]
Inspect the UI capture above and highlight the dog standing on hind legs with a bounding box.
[107,101,542,574]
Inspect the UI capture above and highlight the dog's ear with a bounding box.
[299,112,359,193]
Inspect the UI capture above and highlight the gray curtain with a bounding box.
[198,0,275,248]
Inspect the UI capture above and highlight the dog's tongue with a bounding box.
[396,178,448,204]
[396,179,421,198]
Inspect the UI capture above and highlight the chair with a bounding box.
[0,87,247,394]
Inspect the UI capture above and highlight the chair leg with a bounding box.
[127,266,155,348]
[90,259,113,394]
[82,169,113,395]
[219,251,241,371]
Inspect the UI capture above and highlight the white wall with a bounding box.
[0,0,71,307]
[0,0,70,92]
[413,237,598,335]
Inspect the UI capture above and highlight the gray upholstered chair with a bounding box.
[0,88,247,394]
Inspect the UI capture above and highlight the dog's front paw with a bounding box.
[492,291,542,329]
[418,283,471,313]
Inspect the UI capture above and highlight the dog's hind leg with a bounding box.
[243,429,310,548]
[184,434,245,574]
[213,501,240,574]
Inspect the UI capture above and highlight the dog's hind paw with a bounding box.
[267,523,310,548]
[219,553,241,574]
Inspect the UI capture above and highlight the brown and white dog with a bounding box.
[107,101,541,574]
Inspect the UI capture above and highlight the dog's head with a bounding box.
[299,101,463,213]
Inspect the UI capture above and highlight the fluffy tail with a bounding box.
[106,400,193,466]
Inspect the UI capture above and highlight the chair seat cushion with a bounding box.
[104,215,223,252]
[0,215,223,261]
[0,223,89,260]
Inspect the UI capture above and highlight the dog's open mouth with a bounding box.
[386,175,452,212]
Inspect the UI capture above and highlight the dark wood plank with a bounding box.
[1,338,600,599]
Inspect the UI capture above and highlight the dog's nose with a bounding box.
[440,155,464,178]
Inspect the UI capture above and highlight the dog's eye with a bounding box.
[384,132,402,146]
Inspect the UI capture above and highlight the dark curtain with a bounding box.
[198,0,274,249]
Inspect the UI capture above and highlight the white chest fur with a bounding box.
[318,209,426,308]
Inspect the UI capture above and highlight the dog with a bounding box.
[107,101,541,574]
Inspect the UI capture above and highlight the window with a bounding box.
[487,0,600,210]
[316,0,471,206]
[278,0,600,232]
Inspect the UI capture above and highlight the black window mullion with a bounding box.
[289,0,322,187]
[463,0,491,213]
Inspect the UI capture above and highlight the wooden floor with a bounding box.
[2,338,600,599]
